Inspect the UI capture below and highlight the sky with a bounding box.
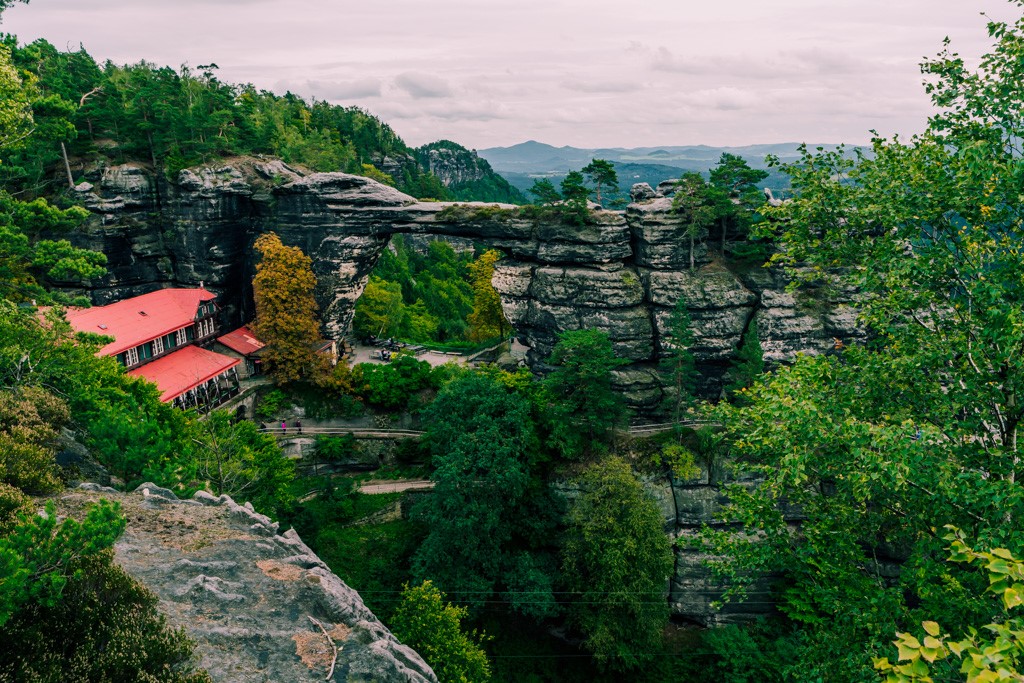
[2,0,1018,149]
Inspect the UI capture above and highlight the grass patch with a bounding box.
[350,491,401,518]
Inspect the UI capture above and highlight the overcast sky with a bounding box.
[2,0,1017,149]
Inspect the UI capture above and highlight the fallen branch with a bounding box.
[79,86,102,106]
[308,616,339,681]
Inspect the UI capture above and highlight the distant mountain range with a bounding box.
[476,140,853,202]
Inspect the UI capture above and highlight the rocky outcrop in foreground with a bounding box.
[57,483,436,683]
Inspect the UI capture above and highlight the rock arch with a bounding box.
[71,161,863,413]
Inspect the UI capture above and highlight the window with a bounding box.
[116,352,127,366]
[125,347,139,366]
[153,336,164,355]
[165,333,178,349]
[138,343,153,361]
[196,318,214,339]
[176,328,187,346]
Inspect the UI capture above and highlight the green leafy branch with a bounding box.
[876,527,1024,682]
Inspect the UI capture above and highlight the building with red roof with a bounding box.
[129,345,240,405]
[64,288,241,410]
[214,325,266,378]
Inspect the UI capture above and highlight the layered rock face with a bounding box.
[58,483,436,682]
[415,145,488,186]
[68,161,863,412]
[640,466,797,627]
[65,163,861,627]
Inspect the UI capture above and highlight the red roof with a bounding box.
[127,345,240,402]
[217,325,265,356]
[65,288,217,356]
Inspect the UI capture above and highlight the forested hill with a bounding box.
[415,140,526,204]
[0,35,480,201]
[478,140,849,199]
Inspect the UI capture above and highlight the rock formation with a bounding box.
[415,144,489,187]
[55,159,869,634]
[64,158,863,413]
[414,140,526,203]
[59,482,437,683]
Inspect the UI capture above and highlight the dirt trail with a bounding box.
[357,479,435,494]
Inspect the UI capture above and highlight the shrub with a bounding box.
[314,433,360,462]
[0,387,68,495]
[353,355,437,410]
[389,581,492,683]
[0,484,29,535]
[0,550,211,682]
[255,388,289,419]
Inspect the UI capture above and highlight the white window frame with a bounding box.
[152,336,164,355]
[199,318,213,338]
[125,347,139,366]
[176,328,188,346]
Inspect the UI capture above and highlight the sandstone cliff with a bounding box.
[58,482,436,683]
[415,140,526,204]
[64,159,862,413]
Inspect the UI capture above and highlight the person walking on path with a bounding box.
[281,420,287,434]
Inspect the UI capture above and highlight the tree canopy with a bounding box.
[252,232,323,384]
[559,171,590,226]
[561,456,674,670]
[466,249,509,343]
[698,6,1024,679]
[389,581,492,683]
[708,152,768,252]
[542,330,628,459]
[0,34,454,199]
[527,178,560,205]
[672,172,716,270]
[413,372,558,620]
[581,158,618,207]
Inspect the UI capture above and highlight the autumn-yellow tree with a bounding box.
[466,249,509,343]
[252,232,322,384]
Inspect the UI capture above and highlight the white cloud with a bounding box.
[305,78,383,100]
[688,87,761,112]
[393,72,454,99]
[0,0,1015,148]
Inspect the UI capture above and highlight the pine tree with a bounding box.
[660,298,698,423]
[672,173,715,270]
[725,318,764,403]
[559,171,590,226]
[581,158,619,206]
[543,330,628,459]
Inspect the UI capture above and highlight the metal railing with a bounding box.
[625,419,721,435]
[258,426,424,439]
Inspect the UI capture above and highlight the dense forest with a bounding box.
[3,1,1024,681]
[352,235,509,348]
[416,139,526,204]
[0,33,478,201]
